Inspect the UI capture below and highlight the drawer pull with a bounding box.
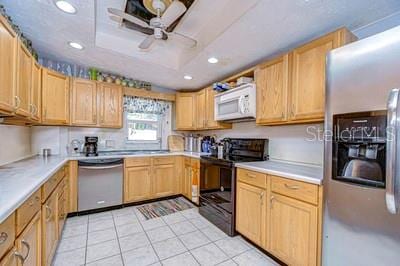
[246,173,257,178]
[21,239,31,261]
[284,184,300,190]
[14,251,25,263]
[0,232,8,244]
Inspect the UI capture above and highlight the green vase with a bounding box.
[88,68,98,80]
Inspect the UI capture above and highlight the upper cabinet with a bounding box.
[175,92,196,130]
[42,68,70,125]
[30,61,41,121]
[256,54,290,124]
[0,15,17,114]
[15,40,32,118]
[175,88,231,131]
[256,28,356,125]
[98,82,123,128]
[71,79,97,126]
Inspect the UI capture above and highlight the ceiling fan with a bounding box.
[108,0,197,50]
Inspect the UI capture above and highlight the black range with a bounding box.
[199,138,269,236]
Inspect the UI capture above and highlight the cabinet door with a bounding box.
[99,83,122,128]
[175,93,196,130]
[57,190,66,237]
[0,16,17,114]
[153,164,176,198]
[42,68,70,125]
[15,41,32,117]
[256,54,290,124]
[124,166,152,203]
[204,87,231,130]
[71,79,97,126]
[236,182,266,247]
[30,61,41,121]
[290,32,339,122]
[269,193,318,266]
[15,212,41,266]
[42,192,58,266]
[0,247,18,266]
[183,163,192,199]
[196,90,206,129]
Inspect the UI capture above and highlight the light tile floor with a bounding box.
[53,198,279,266]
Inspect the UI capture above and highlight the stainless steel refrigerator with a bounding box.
[324,25,400,265]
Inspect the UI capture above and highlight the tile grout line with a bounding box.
[112,212,125,266]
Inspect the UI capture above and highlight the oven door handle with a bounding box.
[79,164,123,170]
[386,88,399,214]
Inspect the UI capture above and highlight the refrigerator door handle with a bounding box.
[386,88,399,214]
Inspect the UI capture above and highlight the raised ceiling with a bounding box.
[2,0,400,90]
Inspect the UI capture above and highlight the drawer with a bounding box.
[271,176,319,205]
[153,156,175,165]
[42,172,60,203]
[125,157,151,167]
[0,213,15,260]
[16,190,41,235]
[237,168,267,188]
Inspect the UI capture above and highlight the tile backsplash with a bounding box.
[0,125,32,166]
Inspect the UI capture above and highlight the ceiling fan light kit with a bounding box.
[108,0,196,50]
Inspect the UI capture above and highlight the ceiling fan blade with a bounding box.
[161,1,187,28]
[108,8,151,29]
[109,16,122,24]
[139,35,156,50]
[169,32,197,48]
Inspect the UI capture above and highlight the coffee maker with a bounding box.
[84,136,98,157]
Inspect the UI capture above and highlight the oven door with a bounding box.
[199,158,235,236]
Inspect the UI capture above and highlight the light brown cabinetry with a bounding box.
[182,157,199,203]
[71,79,97,126]
[204,87,231,130]
[0,15,18,115]
[195,90,206,129]
[15,41,32,118]
[98,83,123,128]
[256,28,356,125]
[153,164,176,198]
[42,68,70,125]
[41,190,58,266]
[175,92,196,130]
[124,166,152,203]
[236,169,323,266]
[15,212,41,266]
[30,62,41,121]
[0,247,17,266]
[269,193,318,266]
[0,214,15,260]
[236,181,266,247]
[256,54,290,124]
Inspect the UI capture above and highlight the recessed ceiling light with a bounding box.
[184,75,193,80]
[55,1,77,14]
[68,42,84,50]
[208,57,219,64]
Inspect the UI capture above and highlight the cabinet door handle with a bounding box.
[246,173,257,178]
[260,192,264,205]
[14,251,25,264]
[14,96,21,110]
[45,205,52,221]
[270,195,275,208]
[284,184,300,190]
[0,232,8,244]
[21,239,31,261]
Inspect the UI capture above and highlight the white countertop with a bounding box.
[0,151,205,223]
[235,160,323,185]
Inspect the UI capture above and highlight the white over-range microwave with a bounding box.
[214,83,256,122]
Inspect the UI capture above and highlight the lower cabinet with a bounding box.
[153,164,177,198]
[15,212,41,266]
[236,169,322,266]
[182,158,199,204]
[124,166,152,203]
[42,188,58,266]
[236,182,266,247]
[269,193,318,266]
[0,248,18,266]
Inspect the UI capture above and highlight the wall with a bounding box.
[198,122,324,166]
[0,125,32,166]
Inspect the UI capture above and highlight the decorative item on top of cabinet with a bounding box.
[175,92,196,130]
[70,79,97,126]
[30,61,41,121]
[0,15,17,115]
[256,54,290,124]
[15,40,32,118]
[98,82,123,128]
[41,68,70,125]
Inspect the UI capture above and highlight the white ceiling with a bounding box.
[2,0,400,90]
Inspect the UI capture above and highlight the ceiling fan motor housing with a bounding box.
[154,27,163,39]
[152,0,166,12]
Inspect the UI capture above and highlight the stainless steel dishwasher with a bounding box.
[78,158,123,212]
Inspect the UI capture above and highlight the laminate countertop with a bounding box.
[235,160,323,185]
[0,151,205,223]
